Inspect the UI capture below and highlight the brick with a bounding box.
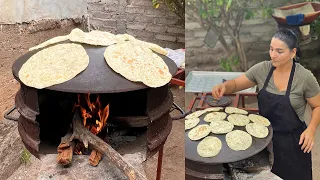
[90,18,117,28]
[130,0,152,6]
[100,0,119,5]
[127,23,146,30]
[91,11,113,20]
[154,17,178,25]
[100,26,117,34]
[134,16,154,23]
[126,14,137,22]
[167,26,184,34]
[126,29,154,39]
[104,5,118,12]
[177,36,185,43]
[155,34,176,42]
[145,9,168,17]
[145,25,166,33]
[126,5,145,14]
[87,3,105,11]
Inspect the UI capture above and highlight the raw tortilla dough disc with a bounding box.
[225,107,248,115]
[245,123,269,138]
[204,112,227,122]
[227,114,250,126]
[103,41,171,87]
[19,43,89,89]
[204,107,223,112]
[226,130,252,151]
[197,136,222,157]
[188,124,211,141]
[185,110,206,119]
[248,114,271,126]
[210,120,234,134]
[185,118,200,130]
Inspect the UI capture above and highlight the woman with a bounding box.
[212,28,320,180]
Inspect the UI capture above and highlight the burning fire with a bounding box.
[74,94,110,135]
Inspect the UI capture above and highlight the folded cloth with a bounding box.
[286,13,304,25]
[165,48,185,68]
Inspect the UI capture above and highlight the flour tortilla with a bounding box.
[210,120,234,134]
[248,114,271,127]
[197,136,222,157]
[185,110,206,119]
[227,114,250,126]
[19,43,89,89]
[204,112,227,122]
[185,118,200,130]
[226,130,252,151]
[29,35,69,51]
[245,123,269,138]
[69,28,117,46]
[188,124,211,141]
[116,34,168,55]
[225,107,248,115]
[104,41,171,87]
[204,107,223,112]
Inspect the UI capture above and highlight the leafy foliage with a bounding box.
[152,0,185,21]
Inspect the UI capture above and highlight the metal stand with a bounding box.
[4,106,18,121]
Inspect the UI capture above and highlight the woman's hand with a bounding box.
[299,126,316,153]
[212,83,226,100]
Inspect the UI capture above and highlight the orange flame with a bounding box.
[75,94,110,135]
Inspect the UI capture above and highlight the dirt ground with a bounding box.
[0,22,185,180]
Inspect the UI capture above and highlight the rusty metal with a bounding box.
[12,43,177,93]
[187,92,259,112]
[156,143,164,180]
[15,83,173,158]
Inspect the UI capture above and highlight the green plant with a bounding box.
[186,0,274,71]
[220,54,239,72]
[20,148,31,164]
[152,0,185,21]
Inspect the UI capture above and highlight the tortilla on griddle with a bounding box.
[227,114,250,126]
[19,43,89,89]
[225,107,248,115]
[103,41,171,87]
[210,120,234,134]
[248,114,271,126]
[29,35,69,51]
[204,107,223,112]
[204,112,227,122]
[245,123,269,138]
[185,110,206,119]
[185,118,200,130]
[197,136,222,157]
[188,124,211,141]
[69,28,117,46]
[226,130,252,151]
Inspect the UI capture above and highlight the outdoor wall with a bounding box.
[185,0,316,73]
[0,0,87,24]
[87,0,185,49]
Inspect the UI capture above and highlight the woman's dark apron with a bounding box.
[257,62,312,180]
